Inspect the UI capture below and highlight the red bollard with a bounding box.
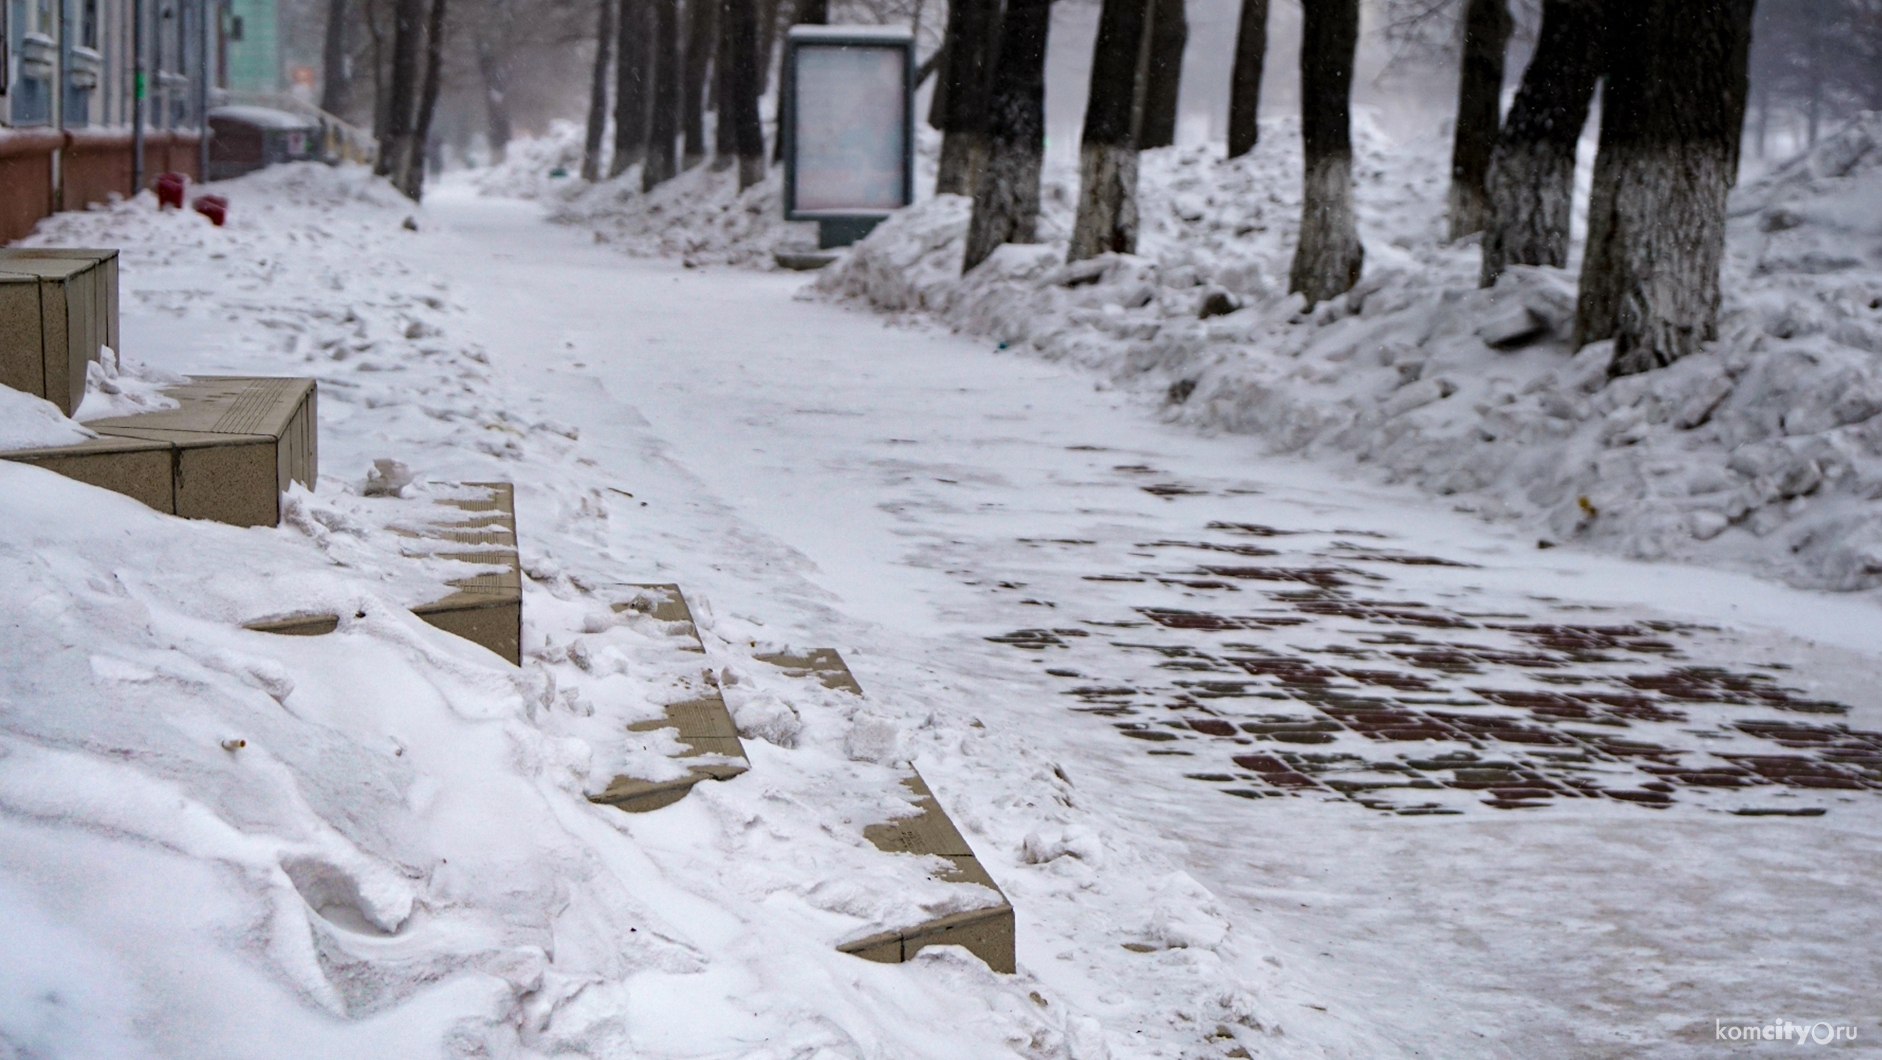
[191,195,230,227]
[155,172,187,209]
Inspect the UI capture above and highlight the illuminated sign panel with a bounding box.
[783,26,914,225]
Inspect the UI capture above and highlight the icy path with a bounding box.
[401,186,1882,1058]
[69,173,1881,1058]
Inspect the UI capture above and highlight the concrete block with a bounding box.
[240,483,520,665]
[0,434,174,512]
[0,248,119,355]
[1,375,317,528]
[587,584,751,813]
[0,256,103,415]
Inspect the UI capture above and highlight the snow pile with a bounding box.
[5,161,1334,1059]
[0,385,95,450]
[472,120,587,200]
[817,114,1882,593]
[548,164,817,267]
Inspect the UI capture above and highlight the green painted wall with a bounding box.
[226,0,279,92]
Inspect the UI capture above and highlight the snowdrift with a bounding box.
[814,114,1882,594]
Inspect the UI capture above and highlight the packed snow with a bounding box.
[809,112,1882,596]
[2,118,1877,1060]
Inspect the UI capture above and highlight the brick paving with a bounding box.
[985,522,1881,816]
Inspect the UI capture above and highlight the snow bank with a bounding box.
[9,161,1263,1059]
[816,114,1882,593]
[0,385,95,449]
[472,120,587,200]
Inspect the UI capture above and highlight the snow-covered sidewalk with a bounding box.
[3,166,1879,1059]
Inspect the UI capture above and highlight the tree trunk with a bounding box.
[380,0,424,186]
[1068,0,1154,261]
[963,0,1051,272]
[934,0,1001,195]
[727,0,766,187]
[321,0,350,116]
[1479,0,1602,286]
[1226,0,1267,158]
[369,4,389,148]
[926,41,950,128]
[583,0,617,181]
[1574,0,1754,376]
[403,0,449,200]
[1446,0,1511,240]
[712,0,737,169]
[476,38,514,162]
[772,0,827,163]
[1139,0,1186,150]
[682,0,717,169]
[644,0,683,189]
[1287,0,1363,306]
[612,0,649,176]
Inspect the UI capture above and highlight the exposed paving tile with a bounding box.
[589,584,750,812]
[757,648,1015,974]
[984,528,1878,817]
[245,483,522,665]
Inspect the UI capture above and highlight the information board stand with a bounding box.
[780,25,916,251]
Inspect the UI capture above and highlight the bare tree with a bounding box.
[1286,0,1364,305]
[583,0,617,181]
[712,0,738,168]
[1227,0,1268,158]
[1139,0,1187,150]
[1479,0,1601,285]
[1576,0,1754,375]
[682,0,719,169]
[727,0,767,187]
[963,0,1051,271]
[322,0,351,115]
[613,0,650,175]
[644,0,683,188]
[1067,0,1154,261]
[475,38,514,159]
[379,0,425,188]
[933,0,1001,194]
[1446,0,1511,239]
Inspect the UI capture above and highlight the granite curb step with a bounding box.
[1,375,317,528]
[0,247,118,416]
[588,584,752,813]
[244,482,523,666]
[757,648,1016,975]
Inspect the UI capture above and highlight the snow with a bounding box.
[814,112,1882,595]
[3,138,1878,1060]
[0,385,95,450]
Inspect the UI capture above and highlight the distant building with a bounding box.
[223,0,279,93]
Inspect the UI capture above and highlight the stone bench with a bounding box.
[588,584,751,813]
[757,648,1015,974]
[245,483,522,667]
[0,248,117,415]
[0,376,316,528]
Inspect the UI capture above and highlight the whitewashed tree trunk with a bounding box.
[1480,0,1603,286]
[1286,0,1363,306]
[963,0,1051,272]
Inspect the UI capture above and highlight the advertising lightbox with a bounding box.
[782,25,915,246]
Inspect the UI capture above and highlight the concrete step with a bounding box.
[0,375,316,528]
[0,248,116,415]
[758,648,1016,974]
[589,584,751,813]
[244,483,522,666]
